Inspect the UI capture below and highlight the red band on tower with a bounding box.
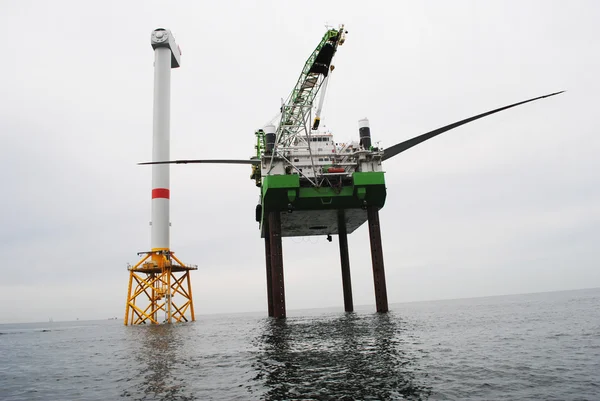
[152,188,170,199]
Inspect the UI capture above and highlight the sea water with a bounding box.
[1,288,599,400]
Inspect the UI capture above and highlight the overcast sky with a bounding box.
[1,1,598,323]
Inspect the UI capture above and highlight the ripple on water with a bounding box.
[1,289,599,400]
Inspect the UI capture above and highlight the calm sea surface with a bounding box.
[1,288,599,400]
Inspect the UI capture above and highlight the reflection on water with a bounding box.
[251,312,431,400]
[3,290,597,400]
[112,312,430,400]
[121,325,192,401]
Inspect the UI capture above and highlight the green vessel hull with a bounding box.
[260,172,386,237]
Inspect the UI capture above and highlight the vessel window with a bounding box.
[324,158,329,161]
[318,158,323,161]
[294,158,299,162]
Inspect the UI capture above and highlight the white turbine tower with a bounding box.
[124,29,197,326]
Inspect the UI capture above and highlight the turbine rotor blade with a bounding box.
[138,159,260,165]
[382,91,565,161]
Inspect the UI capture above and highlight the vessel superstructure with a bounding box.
[251,26,386,238]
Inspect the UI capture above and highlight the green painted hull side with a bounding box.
[261,172,386,212]
[261,174,300,213]
[259,172,386,236]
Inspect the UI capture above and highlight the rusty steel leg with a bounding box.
[367,206,389,313]
[264,221,274,317]
[268,210,286,318]
[338,210,354,312]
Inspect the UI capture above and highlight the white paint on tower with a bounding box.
[150,29,181,250]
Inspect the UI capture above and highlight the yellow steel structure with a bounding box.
[124,250,197,325]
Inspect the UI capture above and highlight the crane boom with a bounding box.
[275,26,346,148]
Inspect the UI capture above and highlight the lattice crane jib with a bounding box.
[275,26,346,149]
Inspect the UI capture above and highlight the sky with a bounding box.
[1,1,599,323]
